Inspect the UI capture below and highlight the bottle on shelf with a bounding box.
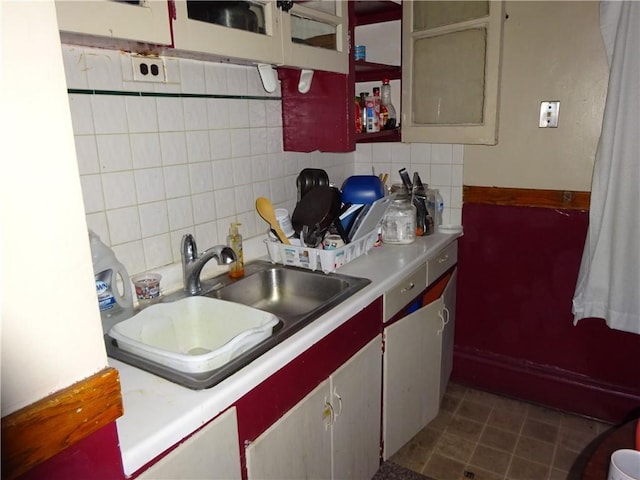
[380,78,397,130]
[366,89,381,133]
[359,92,369,134]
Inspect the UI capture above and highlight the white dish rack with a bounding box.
[264,229,380,274]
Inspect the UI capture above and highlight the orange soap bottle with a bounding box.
[227,222,244,279]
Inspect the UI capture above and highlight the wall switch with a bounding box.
[539,101,560,128]
[132,56,166,83]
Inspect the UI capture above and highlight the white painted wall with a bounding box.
[464,1,609,191]
[1,0,108,416]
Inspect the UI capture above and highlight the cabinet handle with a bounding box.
[438,254,449,264]
[437,306,450,336]
[400,282,415,293]
[323,400,334,428]
[333,388,343,419]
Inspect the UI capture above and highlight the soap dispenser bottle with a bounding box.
[227,222,244,278]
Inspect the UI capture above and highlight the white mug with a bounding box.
[609,449,640,480]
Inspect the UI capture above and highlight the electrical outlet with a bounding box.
[131,56,166,83]
[539,101,560,128]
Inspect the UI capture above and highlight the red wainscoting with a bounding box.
[17,422,124,480]
[453,202,640,423]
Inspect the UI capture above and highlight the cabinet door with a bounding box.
[283,1,349,74]
[137,407,241,479]
[172,1,284,65]
[383,298,442,458]
[331,335,382,480]
[401,1,504,145]
[439,268,457,400]
[55,0,172,46]
[245,379,332,480]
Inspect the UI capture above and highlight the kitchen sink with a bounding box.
[106,261,370,389]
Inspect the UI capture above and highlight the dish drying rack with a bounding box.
[264,229,380,274]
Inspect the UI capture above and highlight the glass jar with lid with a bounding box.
[381,194,417,244]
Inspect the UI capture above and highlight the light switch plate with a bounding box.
[539,101,560,128]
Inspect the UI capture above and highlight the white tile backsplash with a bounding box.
[64,44,465,278]
[126,97,159,133]
[130,133,162,169]
[363,143,464,227]
[102,171,137,209]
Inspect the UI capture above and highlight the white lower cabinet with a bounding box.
[440,269,457,400]
[245,335,382,480]
[382,265,458,459]
[383,297,442,458]
[137,407,241,479]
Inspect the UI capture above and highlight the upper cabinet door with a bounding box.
[282,1,349,74]
[172,1,285,65]
[55,0,172,46]
[401,1,505,145]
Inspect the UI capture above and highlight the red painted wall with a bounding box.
[453,203,640,423]
[18,422,124,480]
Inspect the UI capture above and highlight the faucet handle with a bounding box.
[181,234,197,261]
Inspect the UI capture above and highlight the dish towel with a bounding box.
[572,0,640,334]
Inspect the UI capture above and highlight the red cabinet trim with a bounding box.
[235,298,382,476]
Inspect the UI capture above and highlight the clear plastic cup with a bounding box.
[132,273,162,301]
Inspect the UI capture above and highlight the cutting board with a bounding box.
[349,195,394,242]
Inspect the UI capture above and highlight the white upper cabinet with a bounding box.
[282,1,349,73]
[172,1,285,66]
[56,1,348,73]
[55,0,172,46]
[173,0,348,73]
[401,0,505,145]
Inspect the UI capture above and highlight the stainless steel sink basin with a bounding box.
[106,261,370,389]
[207,262,369,322]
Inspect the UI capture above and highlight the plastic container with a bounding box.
[264,228,379,274]
[132,273,162,301]
[89,230,134,333]
[341,175,386,205]
[381,194,416,244]
[227,222,244,278]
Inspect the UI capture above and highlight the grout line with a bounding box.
[68,88,281,101]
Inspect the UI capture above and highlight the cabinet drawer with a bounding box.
[383,263,427,322]
[427,241,457,284]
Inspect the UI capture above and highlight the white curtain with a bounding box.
[572,1,640,335]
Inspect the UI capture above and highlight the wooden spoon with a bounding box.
[256,197,291,245]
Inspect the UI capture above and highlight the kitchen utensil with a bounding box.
[341,175,386,205]
[349,195,394,242]
[398,168,413,196]
[291,186,337,235]
[256,197,291,245]
[296,168,329,201]
[302,223,326,248]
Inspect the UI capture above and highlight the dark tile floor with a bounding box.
[389,382,612,480]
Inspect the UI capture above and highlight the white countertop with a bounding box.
[111,232,459,476]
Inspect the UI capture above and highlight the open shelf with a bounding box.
[355,60,401,82]
[353,1,402,26]
[356,128,401,143]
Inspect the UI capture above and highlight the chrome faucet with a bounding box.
[181,234,236,295]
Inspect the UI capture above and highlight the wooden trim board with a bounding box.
[463,185,591,210]
[1,367,123,480]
